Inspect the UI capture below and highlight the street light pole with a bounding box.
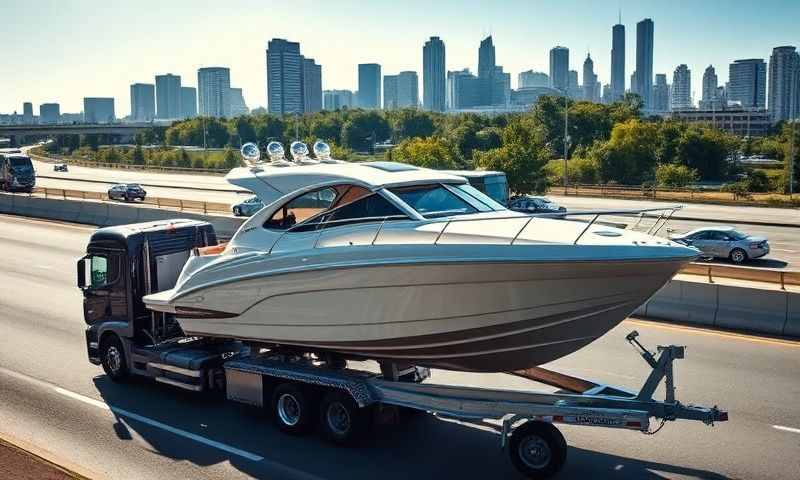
[790,120,796,197]
[563,92,569,194]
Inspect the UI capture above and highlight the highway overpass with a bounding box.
[0,123,156,145]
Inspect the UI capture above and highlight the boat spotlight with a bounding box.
[313,140,337,163]
[240,142,261,167]
[266,141,291,166]
[290,141,316,164]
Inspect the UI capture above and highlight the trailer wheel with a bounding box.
[271,383,317,435]
[508,421,567,479]
[319,390,370,446]
[100,335,129,382]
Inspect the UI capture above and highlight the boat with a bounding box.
[144,141,698,372]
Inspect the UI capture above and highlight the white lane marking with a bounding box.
[53,387,264,461]
[773,425,800,434]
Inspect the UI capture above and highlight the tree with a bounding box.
[222,148,239,169]
[234,117,257,145]
[596,119,660,184]
[389,137,457,169]
[341,110,391,152]
[177,149,191,168]
[655,163,699,188]
[131,144,145,165]
[474,117,552,194]
[674,126,737,181]
[389,108,435,141]
[310,114,343,144]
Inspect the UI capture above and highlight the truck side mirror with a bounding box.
[77,256,89,289]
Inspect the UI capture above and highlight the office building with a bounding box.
[357,63,381,109]
[22,102,33,124]
[266,39,303,115]
[518,71,549,88]
[671,64,692,111]
[155,74,182,119]
[610,22,625,102]
[384,75,398,109]
[511,86,560,107]
[39,103,60,124]
[423,36,446,111]
[549,46,569,91]
[492,66,511,106]
[601,84,613,104]
[323,90,354,110]
[568,70,582,99]
[635,18,654,108]
[229,88,249,116]
[302,58,322,113]
[652,74,669,112]
[130,83,155,121]
[198,67,231,118]
[181,87,197,119]
[670,107,771,137]
[728,59,767,110]
[384,71,418,109]
[699,65,724,110]
[83,97,115,123]
[447,69,482,110]
[768,46,800,122]
[582,54,599,102]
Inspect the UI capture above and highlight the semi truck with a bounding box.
[78,218,727,479]
[0,151,36,192]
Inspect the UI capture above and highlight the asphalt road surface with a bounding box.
[1,214,799,480]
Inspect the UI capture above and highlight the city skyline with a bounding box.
[1,0,799,114]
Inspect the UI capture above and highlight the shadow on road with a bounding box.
[92,375,728,479]
[700,257,789,269]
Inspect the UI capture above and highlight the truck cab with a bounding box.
[78,219,222,384]
[0,152,36,192]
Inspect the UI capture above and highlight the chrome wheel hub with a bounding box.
[519,436,551,469]
[277,393,301,426]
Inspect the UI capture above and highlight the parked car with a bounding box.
[670,226,769,264]
[232,195,264,217]
[53,163,68,172]
[508,195,566,215]
[108,183,146,202]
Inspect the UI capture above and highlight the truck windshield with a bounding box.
[90,256,108,286]
[9,157,34,174]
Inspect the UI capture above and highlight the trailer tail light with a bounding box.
[198,242,228,256]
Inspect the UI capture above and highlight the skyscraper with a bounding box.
[568,70,581,99]
[323,90,354,110]
[266,39,303,115]
[423,36,446,111]
[39,103,60,124]
[549,46,569,91]
[610,22,625,101]
[447,69,482,110]
[155,74,182,119]
[635,18,654,109]
[699,65,719,110]
[384,75,398,109]
[229,88,249,116]
[601,84,613,104]
[22,102,33,124]
[670,64,692,111]
[130,83,155,121]
[768,46,800,122]
[83,97,115,123]
[302,57,322,113]
[652,74,669,112]
[197,67,231,118]
[478,36,498,105]
[582,54,599,102]
[181,87,197,119]
[358,63,381,109]
[728,59,767,110]
[518,71,549,88]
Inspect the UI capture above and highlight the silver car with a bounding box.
[671,226,769,264]
[232,196,264,217]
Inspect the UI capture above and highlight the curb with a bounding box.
[0,433,98,480]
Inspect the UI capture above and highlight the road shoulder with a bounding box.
[0,433,95,480]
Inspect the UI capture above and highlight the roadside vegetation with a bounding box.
[39,94,799,197]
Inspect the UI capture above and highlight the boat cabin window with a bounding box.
[265,187,337,229]
[390,184,478,218]
[293,193,407,232]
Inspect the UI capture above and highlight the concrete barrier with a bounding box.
[715,285,788,335]
[785,294,800,337]
[645,280,718,326]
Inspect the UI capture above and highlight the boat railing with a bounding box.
[268,206,682,253]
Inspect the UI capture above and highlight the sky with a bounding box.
[1,0,799,115]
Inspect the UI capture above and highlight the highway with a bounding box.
[1,214,799,480]
[25,153,800,269]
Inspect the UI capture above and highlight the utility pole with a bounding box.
[202,115,208,165]
[563,93,570,194]
[791,120,796,197]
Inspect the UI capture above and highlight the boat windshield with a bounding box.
[453,184,507,211]
[390,184,478,218]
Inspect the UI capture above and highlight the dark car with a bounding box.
[508,195,566,215]
[54,163,68,172]
[232,196,264,217]
[108,183,146,202]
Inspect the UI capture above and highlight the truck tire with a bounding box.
[508,421,567,479]
[319,390,371,446]
[100,334,129,382]
[272,383,317,435]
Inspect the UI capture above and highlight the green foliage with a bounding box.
[222,148,240,169]
[474,117,552,194]
[721,181,753,200]
[387,108,436,141]
[596,119,660,184]
[655,163,699,188]
[131,145,145,165]
[341,110,391,152]
[389,137,457,169]
[742,169,771,193]
[545,157,601,185]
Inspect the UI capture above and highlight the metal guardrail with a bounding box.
[28,151,229,175]
[27,186,232,215]
[556,183,798,205]
[681,262,800,290]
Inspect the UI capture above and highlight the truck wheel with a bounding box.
[508,421,567,479]
[730,248,747,264]
[272,383,317,435]
[319,390,371,446]
[100,335,129,382]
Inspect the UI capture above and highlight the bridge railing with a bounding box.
[30,186,231,214]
